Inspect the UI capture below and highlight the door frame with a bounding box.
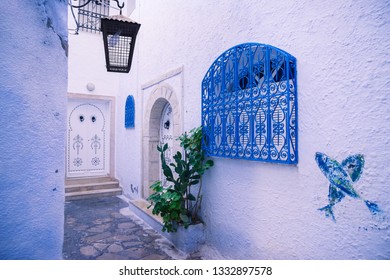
[66,93,116,179]
[141,85,182,199]
[141,66,184,199]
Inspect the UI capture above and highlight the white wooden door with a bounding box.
[67,99,110,178]
[160,103,173,187]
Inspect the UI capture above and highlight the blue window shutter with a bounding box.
[201,43,298,164]
[125,95,135,128]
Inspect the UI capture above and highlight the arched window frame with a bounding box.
[201,43,298,164]
[125,95,135,128]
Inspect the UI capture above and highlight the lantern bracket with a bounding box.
[69,0,124,10]
[112,0,125,14]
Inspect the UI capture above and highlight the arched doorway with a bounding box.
[142,84,182,199]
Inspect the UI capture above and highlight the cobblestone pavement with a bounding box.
[63,196,199,260]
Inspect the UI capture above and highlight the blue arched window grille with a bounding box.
[125,95,135,128]
[201,43,298,164]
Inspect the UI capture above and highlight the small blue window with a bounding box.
[201,43,298,164]
[125,95,135,128]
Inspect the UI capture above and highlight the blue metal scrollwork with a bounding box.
[201,43,298,164]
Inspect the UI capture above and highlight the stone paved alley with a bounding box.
[62,196,202,260]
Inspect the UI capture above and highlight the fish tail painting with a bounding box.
[315,152,381,221]
[318,205,336,221]
[364,200,381,215]
[318,183,345,221]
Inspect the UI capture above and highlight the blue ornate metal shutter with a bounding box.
[201,43,298,164]
[125,95,135,128]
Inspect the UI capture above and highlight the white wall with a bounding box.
[0,0,68,259]
[67,0,142,195]
[134,0,390,259]
[67,0,390,259]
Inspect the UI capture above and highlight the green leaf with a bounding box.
[175,164,183,174]
[172,192,182,201]
[163,165,174,179]
[189,180,199,186]
[180,214,190,224]
[149,181,163,192]
[187,193,196,201]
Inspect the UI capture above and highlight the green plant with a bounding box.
[147,126,214,232]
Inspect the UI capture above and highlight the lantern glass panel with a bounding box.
[107,31,132,69]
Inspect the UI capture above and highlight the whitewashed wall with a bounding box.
[0,0,68,259]
[67,0,142,195]
[134,0,390,259]
[67,0,390,259]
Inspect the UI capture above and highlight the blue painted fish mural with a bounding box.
[315,152,381,221]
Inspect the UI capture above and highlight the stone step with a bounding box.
[65,180,120,193]
[65,177,118,186]
[65,188,123,201]
[65,177,122,201]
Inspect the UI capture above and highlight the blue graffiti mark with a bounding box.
[131,184,138,194]
[315,152,381,221]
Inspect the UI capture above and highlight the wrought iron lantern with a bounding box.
[100,3,140,73]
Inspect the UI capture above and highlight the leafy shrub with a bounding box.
[147,127,214,232]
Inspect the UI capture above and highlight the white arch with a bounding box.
[142,84,182,198]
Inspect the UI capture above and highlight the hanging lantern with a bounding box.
[101,14,141,73]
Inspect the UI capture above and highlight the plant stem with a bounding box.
[192,177,203,220]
